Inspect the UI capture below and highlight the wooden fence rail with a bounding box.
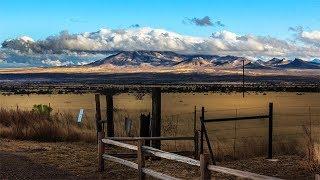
[100,137,281,180]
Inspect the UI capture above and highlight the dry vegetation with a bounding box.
[0,106,320,163]
[2,106,320,178]
[0,108,96,143]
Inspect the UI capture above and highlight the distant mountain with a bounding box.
[264,58,289,66]
[276,58,320,69]
[88,51,185,66]
[244,61,270,69]
[312,59,320,64]
[87,50,320,70]
[175,57,214,67]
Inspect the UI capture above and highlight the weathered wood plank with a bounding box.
[137,140,145,180]
[103,139,280,180]
[98,132,105,172]
[200,154,210,180]
[207,164,282,180]
[108,151,195,158]
[103,154,179,180]
[102,139,137,151]
[143,146,200,166]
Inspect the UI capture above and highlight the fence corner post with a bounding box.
[200,154,211,180]
[98,131,105,172]
[138,139,145,180]
[268,102,273,159]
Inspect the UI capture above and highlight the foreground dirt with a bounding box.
[0,139,318,179]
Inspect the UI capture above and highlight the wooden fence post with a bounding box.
[200,107,204,155]
[194,106,197,133]
[151,87,161,149]
[140,113,151,146]
[194,130,199,159]
[98,131,105,172]
[95,94,102,141]
[268,102,273,159]
[106,93,114,137]
[200,154,211,180]
[137,139,145,180]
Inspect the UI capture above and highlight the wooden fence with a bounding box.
[98,136,281,180]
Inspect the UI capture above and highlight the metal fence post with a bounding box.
[268,102,273,159]
[194,130,199,159]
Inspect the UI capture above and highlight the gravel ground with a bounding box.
[0,152,77,179]
[0,139,318,179]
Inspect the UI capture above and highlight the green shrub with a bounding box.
[32,104,53,116]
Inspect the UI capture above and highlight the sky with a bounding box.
[1,0,320,67]
[1,0,320,41]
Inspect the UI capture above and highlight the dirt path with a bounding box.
[0,152,77,179]
[0,139,318,179]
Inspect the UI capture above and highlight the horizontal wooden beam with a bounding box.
[103,154,179,180]
[105,136,194,141]
[143,146,200,167]
[102,139,137,151]
[102,139,280,180]
[109,151,194,158]
[204,115,269,123]
[207,164,282,180]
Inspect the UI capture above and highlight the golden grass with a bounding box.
[1,106,320,165]
[0,108,96,143]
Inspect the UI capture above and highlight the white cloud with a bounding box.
[0,48,107,67]
[2,27,320,61]
[300,30,320,47]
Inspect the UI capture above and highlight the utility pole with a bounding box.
[242,59,245,98]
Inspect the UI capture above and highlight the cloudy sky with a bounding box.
[1,0,320,67]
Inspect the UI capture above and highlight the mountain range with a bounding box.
[87,51,320,69]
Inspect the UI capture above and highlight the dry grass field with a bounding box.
[0,92,320,158]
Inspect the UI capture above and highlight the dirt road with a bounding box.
[0,138,318,179]
[0,152,76,179]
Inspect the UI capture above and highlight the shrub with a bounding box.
[32,104,53,116]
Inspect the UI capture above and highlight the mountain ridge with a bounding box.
[87,50,320,69]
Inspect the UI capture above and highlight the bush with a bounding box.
[32,104,53,116]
